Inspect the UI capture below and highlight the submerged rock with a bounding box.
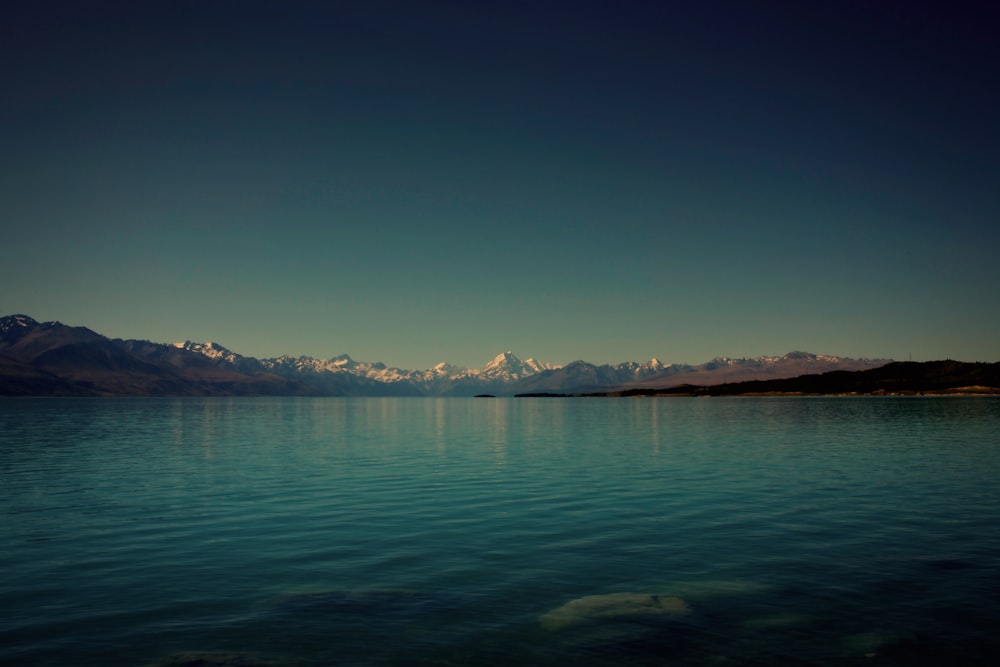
[540,592,691,630]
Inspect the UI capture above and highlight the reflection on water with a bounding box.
[1,397,1000,666]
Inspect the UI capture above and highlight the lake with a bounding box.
[2,397,999,666]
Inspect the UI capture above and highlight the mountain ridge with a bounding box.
[1,314,897,396]
[581,360,1000,397]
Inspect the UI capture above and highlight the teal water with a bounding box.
[2,397,999,666]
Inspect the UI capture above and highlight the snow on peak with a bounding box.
[329,354,355,368]
[523,357,556,372]
[485,350,520,369]
[478,351,551,381]
[174,340,240,362]
[0,314,39,333]
[432,361,463,374]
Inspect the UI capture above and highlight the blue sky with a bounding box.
[2,1,998,369]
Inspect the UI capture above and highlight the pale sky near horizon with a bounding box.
[2,1,998,369]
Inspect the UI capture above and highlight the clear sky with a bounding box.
[2,1,998,369]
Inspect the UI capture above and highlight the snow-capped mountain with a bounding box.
[164,347,562,395]
[0,313,37,334]
[478,351,555,382]
[238,350,560,395]
[174,340,242,363]
[168,343,887,396]
[0,314,894,396]
[503,352,892,395]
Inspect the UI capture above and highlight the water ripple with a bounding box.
[2,397,999,666]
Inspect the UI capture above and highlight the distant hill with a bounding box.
[504,351,891,395]
[0,313,901,397]
[587,361,1000,397]
[0,315,312,396]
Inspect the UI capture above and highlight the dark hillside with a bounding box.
[615,361,1000,396]
[0,315,314,396]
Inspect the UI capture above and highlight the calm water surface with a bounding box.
[2,397,999,666]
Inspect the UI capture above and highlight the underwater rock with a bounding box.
[540,592,691,630]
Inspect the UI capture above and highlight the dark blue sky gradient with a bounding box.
[3,1,998,368]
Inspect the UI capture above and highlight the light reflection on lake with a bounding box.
[2,396,999,666]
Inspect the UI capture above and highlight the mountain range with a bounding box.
[1,314,894,397]
[591,360,1000,397]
